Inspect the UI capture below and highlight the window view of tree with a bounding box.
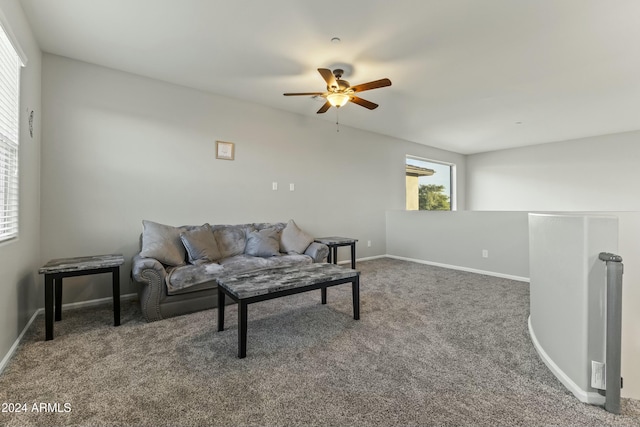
[419,184,451,211]
[406,156,454,211]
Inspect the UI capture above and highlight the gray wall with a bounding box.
[0,0,41,369]
[39,53,466,305]
[386,210,530,280]
[466,130,640,212]
[466,133,640,399]
[529,213,618,404]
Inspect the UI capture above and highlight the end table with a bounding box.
[38,254,125,341]
[314,237,358,269]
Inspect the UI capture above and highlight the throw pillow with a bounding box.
[180,224,222,264]
[280,219,314,254]
[140,220,186,266]
[214,225,253,258]
[245,228,280,257]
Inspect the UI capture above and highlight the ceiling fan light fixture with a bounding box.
[327,92,350,108]
[284,68,391,113]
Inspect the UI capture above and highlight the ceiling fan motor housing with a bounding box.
[329,69,350,91]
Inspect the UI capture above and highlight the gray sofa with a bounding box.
[131,220,329,322]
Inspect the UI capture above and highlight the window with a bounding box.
[406,156,455,211]
[0,24,22,242]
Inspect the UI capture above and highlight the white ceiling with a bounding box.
[19,0,640,154]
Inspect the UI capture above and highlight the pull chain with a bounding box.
[336,108,340,132]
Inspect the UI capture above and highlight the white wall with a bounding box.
[40,53,466,304]
[466,132,640,399]
[0,0,41,369]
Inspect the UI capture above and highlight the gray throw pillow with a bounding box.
[140,220,186,266]
[245,228,280,257]
[280,219,314,254]
[180,224,222,264]
[214,225,253,258]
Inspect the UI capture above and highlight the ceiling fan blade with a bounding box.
[350,78,392,93]
[283,92,325,96]
[350,96,378,110]
[316,101,331,114]
[318,68,338,89]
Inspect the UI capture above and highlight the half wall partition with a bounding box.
[528,213,618,405]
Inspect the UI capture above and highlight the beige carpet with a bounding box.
[1,258,639,426]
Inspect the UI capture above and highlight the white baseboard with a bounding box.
[54,292,137,311]
[0,309,40,375]
[0,293,137,376]
[528,316,605,405]
[336,255,387,265]
[384,254,530,282]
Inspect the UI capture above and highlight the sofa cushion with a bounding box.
[140,220,186,266]
[213,224,254,258]
[180,224,222,264]
[280,219,314,254]
[254,222,286,232]
[166,262,225,295]
[245,227,280,257]
[166,254,315,295]
[219,253,312,272]
[264,253,313,268]
[218,254,271,272]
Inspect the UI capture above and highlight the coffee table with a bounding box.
[217,263,360,358]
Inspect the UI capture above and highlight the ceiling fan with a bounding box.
[284,68,392,114]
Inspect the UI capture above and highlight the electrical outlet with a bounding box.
[591,361,606,390]
[289,183,295,191]
[272,182,278,191]
[367,240,372,247]
[482,249,489,258]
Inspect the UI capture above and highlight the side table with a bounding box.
[314,237,358,269]
[38,254,125,341]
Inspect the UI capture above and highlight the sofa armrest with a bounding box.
[132,254,168,322]
[305,242,329,263]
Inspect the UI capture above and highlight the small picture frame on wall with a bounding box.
[216,141,235,160]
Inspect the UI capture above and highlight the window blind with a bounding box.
[0,24,21,243]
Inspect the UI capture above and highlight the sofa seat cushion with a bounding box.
[262,253,313,268]
[218,253,312,272]
[166,254,314,295]
[166,263,225,295]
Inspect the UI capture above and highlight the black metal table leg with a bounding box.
[217,288,225,331]
[45,275,54,340]
[112,267,121,326]
[54,277,63,321]
[238,301,248,358]
[352,276,360,320]
[350,243,356,269]
[321,287,327,304]
[332,247,338,264]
